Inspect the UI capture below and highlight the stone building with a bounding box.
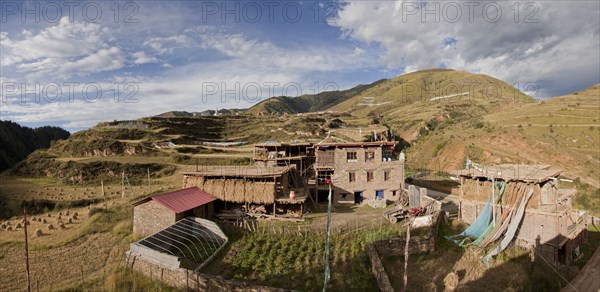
[132,187,217,237]
[313,141,405,205]
[455,164,588,265]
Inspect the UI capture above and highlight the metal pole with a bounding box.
[23,208,31,292]
[492,175,495,226]
[323,182,332,292]
[403,221,410,292]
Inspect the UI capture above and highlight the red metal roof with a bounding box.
[132,187,217,213]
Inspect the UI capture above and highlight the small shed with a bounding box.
[132,187,217,237]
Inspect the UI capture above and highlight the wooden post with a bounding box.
[80,265,85,286]
[121,171,125,199]
[101,180,107,209]
[23,208,31,292]
[147,168,151,188]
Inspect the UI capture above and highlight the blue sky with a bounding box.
[1,1,599,131]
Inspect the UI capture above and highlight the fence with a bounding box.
[220,215,392,238]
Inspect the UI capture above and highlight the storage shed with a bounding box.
[454,163,588,265]
[132,187,217,237]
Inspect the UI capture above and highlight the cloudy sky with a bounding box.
[1,1,599,131]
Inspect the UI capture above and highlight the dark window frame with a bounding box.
[347,151,357,162]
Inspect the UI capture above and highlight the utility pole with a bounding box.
[323,181,332,292]
[492,175,496,226]
[23,208,31,292]
[403,221,411,292]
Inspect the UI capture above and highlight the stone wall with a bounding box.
[133,200,176,237]
[366,244,394,292]
[127,255,288,292]
[372,234,437,256]
[367,213,442,291]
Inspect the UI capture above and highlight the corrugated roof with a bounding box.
[132,187,217,213]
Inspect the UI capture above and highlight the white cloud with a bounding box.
[1,17,104,66]
[143,35,193,54]
[132,51,159,65]
[2,26,378,129]
[331,1,600,97]
[187,26,377,72]
[0,17,129,80]
[59,47,126,77]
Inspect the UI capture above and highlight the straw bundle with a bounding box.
[246,181,276,204]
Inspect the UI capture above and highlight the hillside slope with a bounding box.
[406,83,600,187]
[246,79,387,114]
[329,69,531,113]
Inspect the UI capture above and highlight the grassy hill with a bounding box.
[328,69,533,142]
[404,83,599,185]
[246,79,387,114]
[9,69,598,211]
[330,69,532,113]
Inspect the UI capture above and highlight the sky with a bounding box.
[0,0,599,132]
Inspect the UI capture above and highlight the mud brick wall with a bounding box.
[128,256,289,292]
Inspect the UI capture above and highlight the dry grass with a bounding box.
[0,179,138,291]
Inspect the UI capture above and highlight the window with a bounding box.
[317,171,333,185]
[347,151,357,162]
[365,151,375,162]
[367,171,374,182]
[342,193,348,199]
[384,170,391,181]
[383,148,393,158]
[349,172,356,182]
[392,190,397,197]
